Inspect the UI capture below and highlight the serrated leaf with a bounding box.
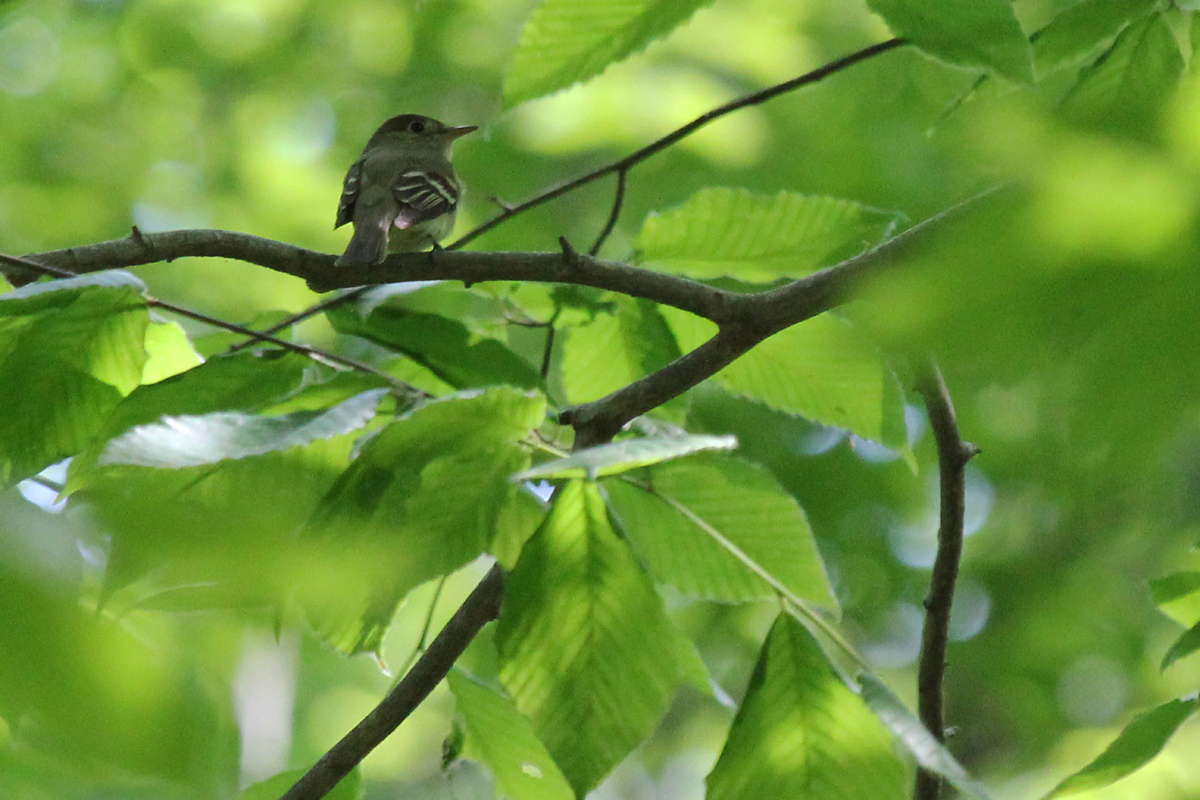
[67,352,310,489]
[0,279,151,485]
[504,0,714,107]
[1044,695,1200,798]
[1032,0,1157,76]
[448,670,574,800]
[328,303,541,391]
[706,614,906,800]
[304,388,546,654]
[1061,13,1184,135]
[662,307,907,450]
[238,767,361,800]
[496,480,691,795]
[97,389,387,469]
[858,673,994,800]
[516,434,736,480]
[635,189,902,281]
[606,456,836,608]
[561,297,683,414]
[867,0,1033,83]
[1161,621,1200,671]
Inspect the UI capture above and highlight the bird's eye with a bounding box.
[409,121,426,133]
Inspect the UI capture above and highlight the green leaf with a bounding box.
[1150,571,1200,604]
[1032,0,1158,76]
[305,388,546,654]
[858,673,994,800]
[496,480,692,795]
[516,434,736,480]
[0,554,232,785]
[635,189,902,281]
[1044,695,1200,798]
[503,0,715,107]
[706,614,906,800]
[1061,13,1184,136]
[66,352,310,488]
[561,297,682,412]
[84,436,356,604]
[448,670,574,800]
[1150,571,1200,626]
[0,276,151,485]
[140,318,202,384]
[328,303,542,391]
[96,389,388,469]
[867,0,1033,83]
[238,767,361,800]
[1161,621,1200,670]
[606,456,836,608]
[662,307,908,450]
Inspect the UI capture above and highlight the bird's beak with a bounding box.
[444,125,478,140]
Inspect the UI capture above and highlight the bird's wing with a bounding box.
[334,159,364,229]
[391,170,459,230]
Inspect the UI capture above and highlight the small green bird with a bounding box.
[335,114,477,267]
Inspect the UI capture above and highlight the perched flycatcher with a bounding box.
[334,114,477,266]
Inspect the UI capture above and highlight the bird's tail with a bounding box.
[336,220,389,267]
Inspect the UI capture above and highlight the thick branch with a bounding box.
[912,363,979,800]
[281,564,505,800]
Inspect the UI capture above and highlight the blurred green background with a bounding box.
[4,0,1200,798]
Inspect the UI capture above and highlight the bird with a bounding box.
[334,114,477,267]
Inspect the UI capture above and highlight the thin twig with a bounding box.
[226,287,373,353]
[281,564,505,800]
[396,576,449,677]
[0,252,413,391]
[912,362,980,800]
[450,38,906,249]
[589,169,627,257]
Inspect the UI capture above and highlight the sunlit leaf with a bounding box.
[1044,695,1200,797]
[858,673,994,800]
[448,670,574,800]
[662,307,907,450]
[605,456,836,608]
[140,318,202,384]
[635,188,902,281]
[0,275,150,485]
[504,0,715,106]
[496,480,692,795]
[560,296,682,414]
[867,0,1032,83]
[516,433,736,480]
[707,614,906,800]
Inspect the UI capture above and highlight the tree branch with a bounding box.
[0,251,412,389]
[912,362,979,800]
[280,564,505,800]
[227,38,906,348]
[589,169,627,257]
